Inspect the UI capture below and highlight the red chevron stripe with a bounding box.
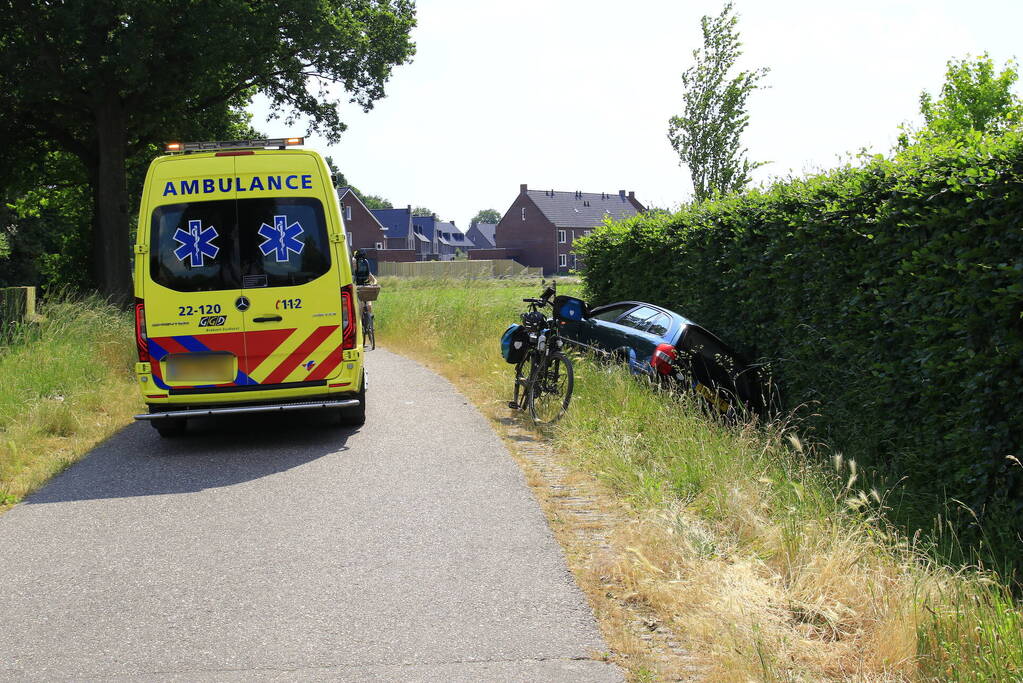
[240,328,296,376]
[261,325,339,385]
[193,331,247,358]
[305,345,343,381]
[152,336,190,356]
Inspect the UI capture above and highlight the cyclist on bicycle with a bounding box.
[352,250,376,350]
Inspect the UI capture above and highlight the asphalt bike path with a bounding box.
[0,349,621,681]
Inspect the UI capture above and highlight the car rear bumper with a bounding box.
[134,399,359,421]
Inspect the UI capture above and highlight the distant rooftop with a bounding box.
[371,207,412,238]
[523,186,643,228]
[469,222,497,248]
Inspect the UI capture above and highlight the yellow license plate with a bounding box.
[165,353,235,383]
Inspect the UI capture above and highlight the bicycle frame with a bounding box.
[509,282,573,423]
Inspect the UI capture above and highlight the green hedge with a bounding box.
[576,132,1023,548]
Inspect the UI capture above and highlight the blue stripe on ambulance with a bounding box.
[145,339,171,390]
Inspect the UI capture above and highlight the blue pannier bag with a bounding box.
[553,295,587,321]
[501,324,528,364]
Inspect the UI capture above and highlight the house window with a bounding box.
[344,205,352,221]
[558,230,566,243]
[346,232,352,246]
[559,253,567,268]
[375,242,383,250]
[521,207,525,221]
[585,230,592,236]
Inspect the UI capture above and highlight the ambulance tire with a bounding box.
[338,372,366,427]
[152,417,186,438]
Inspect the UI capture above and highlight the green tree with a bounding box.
[412,207,434,217]
[0,0,416,301]
[471,209,501,225]
[667,1,768,202]
[0,149,94,290]
[919,53,1023,136]
[361,195,393,210]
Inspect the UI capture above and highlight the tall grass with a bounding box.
[0,295,140,506]
[376,277,1023,681]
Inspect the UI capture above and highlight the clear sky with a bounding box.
[249,0,1022,229]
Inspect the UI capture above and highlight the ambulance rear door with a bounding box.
[143,155,251,391]
[230,152,347,388]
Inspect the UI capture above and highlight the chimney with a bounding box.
[628,191,635,199]
[520,183,528,193]
[619,190,626,200]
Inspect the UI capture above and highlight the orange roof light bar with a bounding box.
[163,137,304,153]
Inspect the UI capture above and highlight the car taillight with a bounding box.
[134,298,149,362]
[651,343,676,375]
[341,285,356,350]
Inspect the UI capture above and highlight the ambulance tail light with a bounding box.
[134,298,150,362]
[341,285,356,350]
[651,343,677,376]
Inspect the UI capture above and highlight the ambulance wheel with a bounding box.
[152,417,186,438]
[338,372,366,426]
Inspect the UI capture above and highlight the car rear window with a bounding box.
[640,312,672,337]
[151,197,330,292]
[618,306,660,330]
[590,304,633,322]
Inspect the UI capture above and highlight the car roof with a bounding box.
[592,300,693,326]
[591,300,745,359]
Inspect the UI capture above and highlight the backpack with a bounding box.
[501,324,529,364]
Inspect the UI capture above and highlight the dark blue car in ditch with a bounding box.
[555,297,772,415]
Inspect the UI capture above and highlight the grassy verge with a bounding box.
[0,296,140,509]
[375,276,1022,681]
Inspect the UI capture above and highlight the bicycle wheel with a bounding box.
[510,351,537,410]
[528,352,573,424]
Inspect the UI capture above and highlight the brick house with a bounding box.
[466,221,497,249]
[494,184,645,275]
[436,220,471,260]
[338,188,387,251]
[371,206,415,251]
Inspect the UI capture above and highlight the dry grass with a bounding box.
[376,277,1022,681]
[0,297,140,509]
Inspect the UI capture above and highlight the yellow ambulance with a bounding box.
[132,138,365,437]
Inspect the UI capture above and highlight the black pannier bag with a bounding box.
[501,323,529,364]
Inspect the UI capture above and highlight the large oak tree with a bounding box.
[0,0,416,301]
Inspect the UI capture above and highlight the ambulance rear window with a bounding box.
[150,198,331,292]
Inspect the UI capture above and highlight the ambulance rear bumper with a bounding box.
[134,399,360,421]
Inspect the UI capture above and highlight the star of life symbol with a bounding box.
[172,220,219,267]
[258,215,305,263]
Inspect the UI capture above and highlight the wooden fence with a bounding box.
[377,260,542,279]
